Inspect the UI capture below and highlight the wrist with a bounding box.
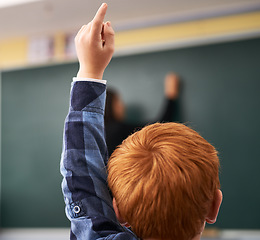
[77,67,104,80]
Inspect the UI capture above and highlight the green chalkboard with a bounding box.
[1,37,260,228]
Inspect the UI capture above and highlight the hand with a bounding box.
[164,73,179,100]
[75,3,115,79]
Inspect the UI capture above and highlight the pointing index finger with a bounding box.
[92,3,107,34]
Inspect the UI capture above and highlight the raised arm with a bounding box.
[60,4,137,239]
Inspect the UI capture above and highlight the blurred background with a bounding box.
[1,0,260,239]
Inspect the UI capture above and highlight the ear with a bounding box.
[113,198,130,226]
[205,189,223,224]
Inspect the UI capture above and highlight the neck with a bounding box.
[144,232,202,240]
[143,222,205,240]
[192,233,202,240]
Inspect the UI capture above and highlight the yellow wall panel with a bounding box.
[0,37,28,68]
[0,11,260,69]
[54,33,66,60]
[115,11,260,48]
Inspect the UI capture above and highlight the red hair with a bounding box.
[108,122,220,240]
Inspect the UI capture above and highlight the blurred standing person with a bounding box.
[105,72,181,156]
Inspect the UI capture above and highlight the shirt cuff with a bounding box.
[73,77,107,85]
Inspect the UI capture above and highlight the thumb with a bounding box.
[103,21,115,52]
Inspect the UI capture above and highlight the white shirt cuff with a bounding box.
[73,77,107,85]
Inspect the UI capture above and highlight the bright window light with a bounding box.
[0,0,42,8]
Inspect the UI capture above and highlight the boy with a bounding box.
[60,3,222,240]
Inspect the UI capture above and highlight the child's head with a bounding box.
[107,122,222,240]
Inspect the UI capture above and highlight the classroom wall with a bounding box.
[1,7,260,230]
[1,11,260,69]
[1,36,260,229]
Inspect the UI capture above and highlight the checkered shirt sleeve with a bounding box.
[60,81,138,240]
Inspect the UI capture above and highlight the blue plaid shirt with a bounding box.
[60,81,139,240]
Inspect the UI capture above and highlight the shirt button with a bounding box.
[73,205,81,214]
